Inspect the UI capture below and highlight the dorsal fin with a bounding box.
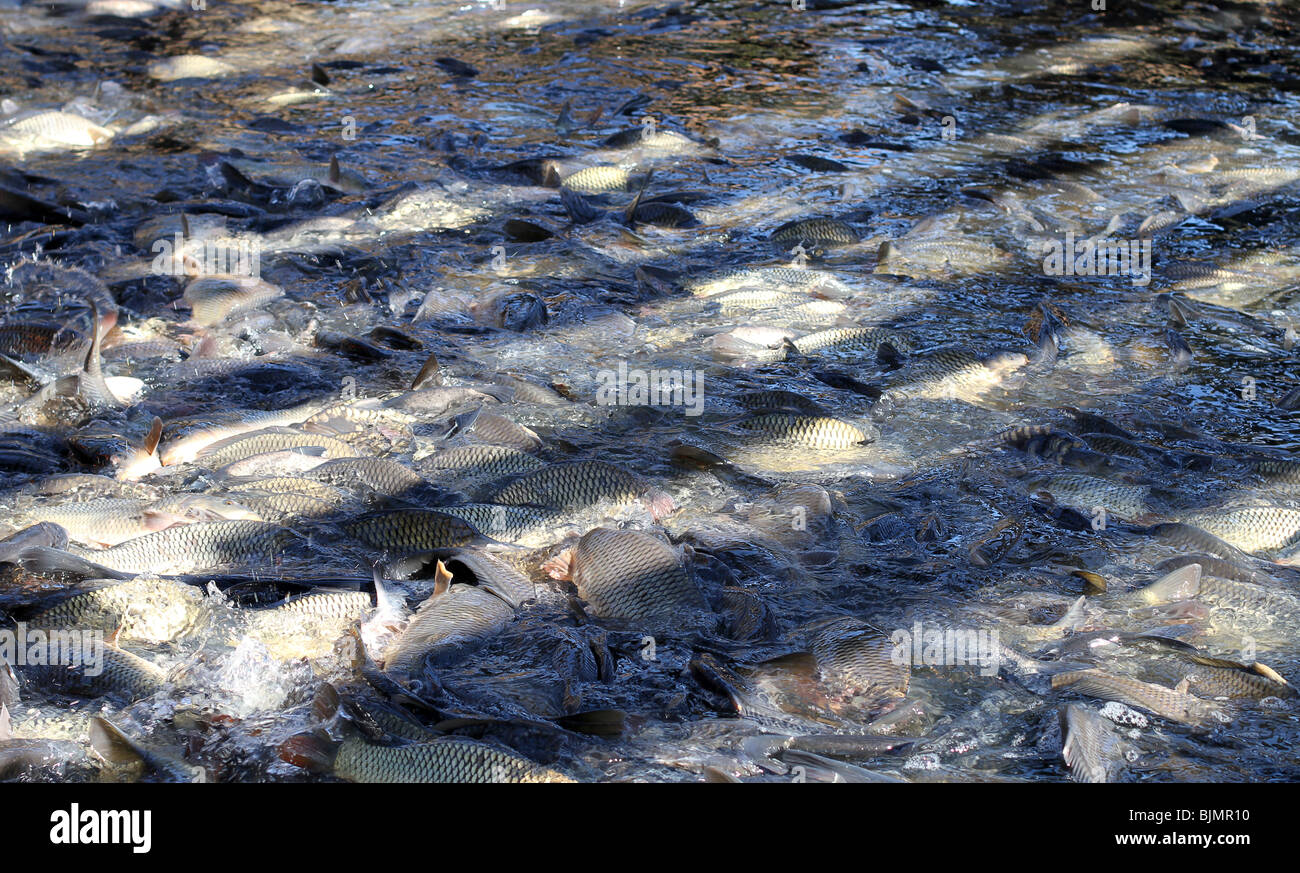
[432,560,453,598]
[623,169,653,227]
[143,416,163,456]
[329,154,341,185]
[411,351,441,390]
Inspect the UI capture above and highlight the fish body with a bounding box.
[325,734,572,782]
[1060,704,1124,783]
[16,643,168,701]
[65,520,294,574]
[791,327,912,359]
[182,276,284,327]
[1176,505,1300,555]
[196,429,359,467]
[566,527,708,628]
[491,460,648,511]
[738,414,874,449]
[25,575,203,643]
[1051,669,1226,725]
[341,510,484,554]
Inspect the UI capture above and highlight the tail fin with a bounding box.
[11,545,130,579]
[88,717,146,768]
[277,731,339,773]
[78,300,121,409]
[554,709,626,737]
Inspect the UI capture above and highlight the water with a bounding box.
[2,0,1300,782]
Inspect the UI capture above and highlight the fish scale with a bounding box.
[561,165,631,193]
[1060,704,1123,783]
[807,618,911,700]
[770,218,858,247]
[1023,473,1152,519]
[436,503,560,543]
[570,527,707,627]
[423,444,544,479]
[252,590,372,620]
[14,498,154,546]
[383,586,515,674]
[877,348,1027,407]
[1154,658,1295,700]
[66,520,295,574]
[183,276,284,327]
[196,429,359,467]
[25,576,203,643]
[17,644,168,701]
[332,735,572,783]
[1177,505,1300,554]
[686,266,853,297]
[306,458,429,495]
[2,110,113,147]
[233,490,340,521]
[341,510,483,554]
[738,414,874,449]
[1252,459,1300,487]
[1051,669,1225,725]
[791,327,912,357]
[159,401,326,465]
[491,460,643,509]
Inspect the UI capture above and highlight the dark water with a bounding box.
[2,0,1300,782]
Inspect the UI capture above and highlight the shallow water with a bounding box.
[2,0,1300,782]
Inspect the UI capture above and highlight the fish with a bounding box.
[304,458,432,497]
[1022,473,1155,521]
[790,327,913,360]
[560,165,634,193]
[11,494,258,548]
[280,731,573,783]
[1051,669,1227,726]
[420,444,545,479]
[1175,505,1300,555]
[182,276,284,327]
[434,504,561,545]
[0,109,113,150]
[194,428,359,467]
[1133,563,1300,627]
[1060,704,1125,783]
[160,401,326,465]
[544,527,708,628]
[769,218,859,248]
[55,520,296,575]
[340,510,486,555]
[737,414,875,449]
[14,642,169,702]
[874,348,1028,415]
[490,460,672,518]
[685,266,853,298]
[225,478,350,521]
[1154,655,1295,701]
[447,409,542,451]
[149,54,239,80]
[803,617,912,706]
[381,555,527,674]
[22,575,204,644]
